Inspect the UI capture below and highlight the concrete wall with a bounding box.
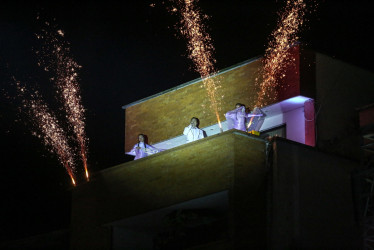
[359,104,374,127]
[315,53,374,160]
[285,106,305,144]
[269,138,360,249]
[259,104,307,145]
[0,229,69,249]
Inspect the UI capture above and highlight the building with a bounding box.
[67,45,374,249]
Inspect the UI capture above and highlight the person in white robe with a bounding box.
[183,117,205,143]
[127,134,163,160]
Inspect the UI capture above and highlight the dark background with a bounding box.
[0,0,373,242]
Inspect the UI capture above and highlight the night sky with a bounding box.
[0,0,373,242]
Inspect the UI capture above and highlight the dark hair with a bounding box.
[190,117,200,127]
[235,103,244,107]
[137,134,147,148]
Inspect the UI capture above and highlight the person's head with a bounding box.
[138,134,145,142]
[190,117,199,128]
[235,103,245,109]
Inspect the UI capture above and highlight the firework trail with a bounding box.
[255,0,306,108]
[36,20,89,180]
[172,0,223,129]
[14,79,76,185]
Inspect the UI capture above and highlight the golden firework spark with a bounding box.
[174,0,222,129]
[15,80,77,186]
[36,22,90,180]
[256,0,306,108]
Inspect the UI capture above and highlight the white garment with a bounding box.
[128,142,161,160]
[183,125,204,143]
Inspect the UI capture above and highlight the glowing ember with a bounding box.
[15,79,76,186]
[173,0,222,129]
[36,21,89,180]
[256,0,306,107]
[57,29,64,37]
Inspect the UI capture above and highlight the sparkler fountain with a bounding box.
[173,0,223,132]
[36,21,90,181]
[15,80,77,186]
[256,0,306,108]
[248,0,306,130]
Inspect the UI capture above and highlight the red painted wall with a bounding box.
[305,99,315,147]
[277,45,301,101]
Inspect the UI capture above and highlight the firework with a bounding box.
[15,79,76,185]
[173,0,222,130]
[255,0,306,108]
[36,21,89,180]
